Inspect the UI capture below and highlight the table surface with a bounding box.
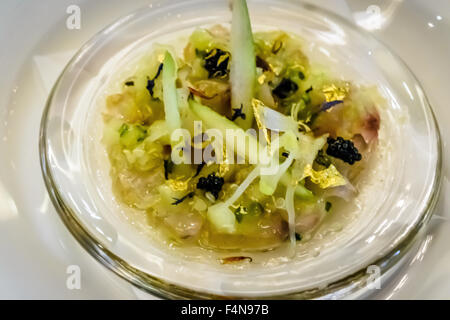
[0,0,448,299]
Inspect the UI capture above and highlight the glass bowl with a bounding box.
[39,0,442,299]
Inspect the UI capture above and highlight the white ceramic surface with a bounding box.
[0,0,448,299]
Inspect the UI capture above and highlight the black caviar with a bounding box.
[326,137,362,165]
[196,173,225,199]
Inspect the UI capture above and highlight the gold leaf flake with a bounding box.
[257,74,266,85]
[322,84,349,102]
[252,99,271,148]
[167,178,191,192]
[217,52,230,66]
[303,164,346,189]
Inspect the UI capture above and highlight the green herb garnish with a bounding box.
[118,123,129,137]
[248,202,264,216]
[298,71,305,80]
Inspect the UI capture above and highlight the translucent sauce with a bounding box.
[101,26,383,253]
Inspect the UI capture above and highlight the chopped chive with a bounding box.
[118,123,129,137]
[248,202,263,216]
[325,201,332,212]
[272,39,283,54]
[298,71,305,80]
[136,127,147,142]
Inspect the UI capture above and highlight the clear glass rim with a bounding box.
[39,0,443,299]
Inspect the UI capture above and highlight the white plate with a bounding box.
[0,0,448,299]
